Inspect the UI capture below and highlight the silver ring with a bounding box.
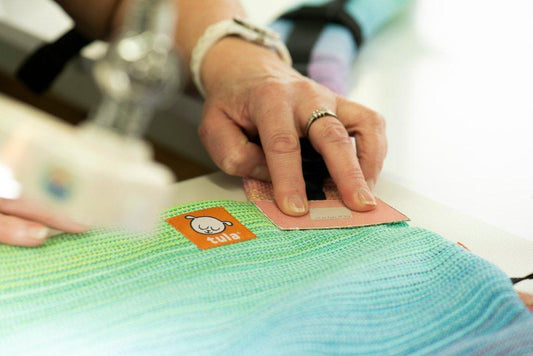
[305,108,338,137]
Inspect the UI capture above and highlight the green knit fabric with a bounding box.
[0,200,531,355]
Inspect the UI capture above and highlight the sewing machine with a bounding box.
[0,0,180,231]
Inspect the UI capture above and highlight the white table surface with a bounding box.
[348,0,533,243]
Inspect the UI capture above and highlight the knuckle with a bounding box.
[366,110,386,131]
[318,123,351,145]
[197,123,211,142]
[264,131,300,155]
[252,80,288,100]
[294,79,317,93]
[249,82,290,121]
[343,167,367,183]
[220,147,248,176]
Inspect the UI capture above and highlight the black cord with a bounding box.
[16,29,92,94]
[300,139,329,200]
[280,0,364,48]
[511,272,533,285]
[250,136,330,201]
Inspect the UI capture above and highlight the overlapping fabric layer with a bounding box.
[1,200,532,355]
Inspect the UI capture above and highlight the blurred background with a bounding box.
[0,0,532,242]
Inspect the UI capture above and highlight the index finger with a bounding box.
[252,101,308,216]
[0,198,87,233]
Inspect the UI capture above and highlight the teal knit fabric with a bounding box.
[0,200,531,355]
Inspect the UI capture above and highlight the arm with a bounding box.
[53,0,125,39]
[53,0,246,60]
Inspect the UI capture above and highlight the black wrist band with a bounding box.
[280,0,364,48]
[16,28,93,94]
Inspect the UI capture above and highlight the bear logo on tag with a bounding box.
[166,207,257,250]
[185,215,232,235]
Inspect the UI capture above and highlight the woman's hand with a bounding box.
[52,1,386,217]
[199,38,387,216]
[0,198,87,247]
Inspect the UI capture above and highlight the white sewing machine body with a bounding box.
[0,0,179,231]
[0,115,175,231]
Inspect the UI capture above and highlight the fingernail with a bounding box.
[30,227,49,241]
[251,165,270,181]
[357,188,377,206]
[366,179,376,191]
[287,195,307,214]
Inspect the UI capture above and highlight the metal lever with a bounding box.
[90,0,181,137]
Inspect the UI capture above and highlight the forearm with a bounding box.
[54,0,249,90]
[175,0,246,64]
[54,0,126,39]
[55,0,246,56]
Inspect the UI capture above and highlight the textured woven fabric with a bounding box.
[1,200,532,355]
[272,0,411,95]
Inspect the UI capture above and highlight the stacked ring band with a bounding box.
[305,108,339,137]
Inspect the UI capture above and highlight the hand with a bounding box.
[198,38,387,216]
[0,198,87,247]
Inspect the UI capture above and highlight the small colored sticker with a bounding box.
[166,207,257,250]
[43,166,74,200]
[457,242,470,250]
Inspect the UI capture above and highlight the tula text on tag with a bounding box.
[166,207,256,250]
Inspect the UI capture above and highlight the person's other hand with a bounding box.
[198,38,387,216]
[0,198,87,247]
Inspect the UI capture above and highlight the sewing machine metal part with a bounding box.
[0,0,180,231]
[91,0,180,137]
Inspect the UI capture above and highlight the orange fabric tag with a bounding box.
[166,207,257,250]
